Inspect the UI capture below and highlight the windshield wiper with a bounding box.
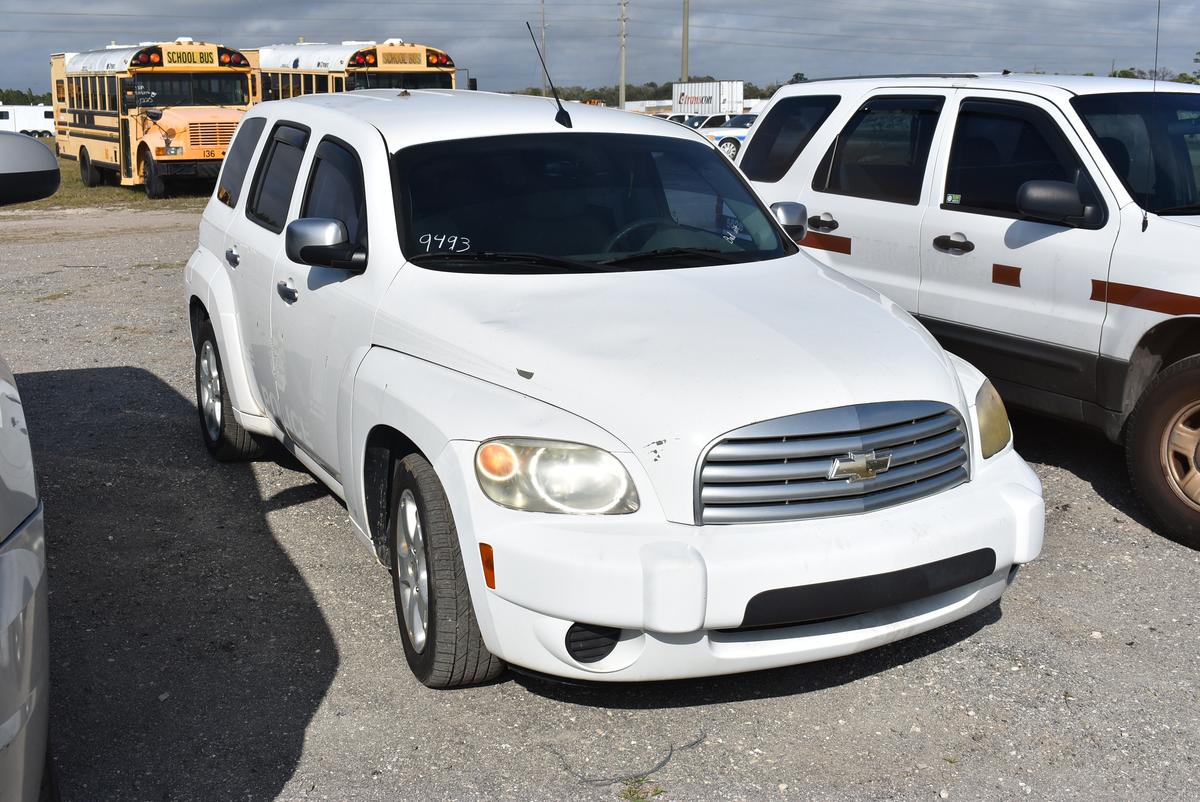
[1154,204,1200,216]
[598,247,744,267]
[408,251,621,272]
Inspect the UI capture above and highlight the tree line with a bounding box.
[0,88,52,105]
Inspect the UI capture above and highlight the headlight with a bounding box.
[975,380,1011,459]
[474,438,640,515]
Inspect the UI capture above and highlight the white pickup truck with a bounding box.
[185,90,1043,686]
[741,74,1200,547]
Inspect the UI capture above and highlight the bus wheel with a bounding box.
[79,148,103,187]
[142,155,167,199]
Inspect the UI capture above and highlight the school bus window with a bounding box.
[56,80,65,104]
[334,77,345,93]
[302,74,313,95]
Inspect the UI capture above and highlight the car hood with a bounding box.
[376,254,967,522]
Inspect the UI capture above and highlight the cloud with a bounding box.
[1,0,1194,93]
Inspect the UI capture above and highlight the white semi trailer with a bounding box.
[0,105,55,137]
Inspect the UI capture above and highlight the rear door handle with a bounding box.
[224,247,240,267]
[276,279,298,303]
[807,214,839,232]
[932,234,975,254]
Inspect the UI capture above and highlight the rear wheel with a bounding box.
[142,154,167,199]
[78,148,102,187]
[194,320,265,461]
[1126,355,1200,548]
[389,453,504,688]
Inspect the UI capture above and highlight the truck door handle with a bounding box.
[224,247,240,267]
[807,214,839,232]
[276,279,299,303]
[933,234,975,254]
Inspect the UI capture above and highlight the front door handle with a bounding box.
[807,214,839,232]
[932,234,975,254]
[225,247,240,267]
[276,279,299,303]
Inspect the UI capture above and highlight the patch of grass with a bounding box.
[20,141,208,212]
[618,777,664,801]
[133,260,187,270]
[34,290,71,302]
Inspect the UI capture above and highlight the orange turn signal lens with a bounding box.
[479,543,496,589]
[366,53,376,64]
[476,442,518,481]
[150,52,161,64]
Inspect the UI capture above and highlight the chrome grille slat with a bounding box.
[706,411,960,462]
[697,402,969,525]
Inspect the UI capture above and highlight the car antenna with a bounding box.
[1143,0,1163,232]
[525,21,572,128]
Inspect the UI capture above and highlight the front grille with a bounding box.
[187,122,238,149]
[697,401,969,525]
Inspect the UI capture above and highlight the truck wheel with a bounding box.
[78,148,102,187]
[1126,355,1200,548]
[719,138,740,159]
[389,453,504,688]
[194,321,265,461]
[143,154,167,199]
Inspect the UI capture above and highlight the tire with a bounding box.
[718,138,740,159]
[194,320,265,461]
[143,154,167,199]
[389,453,504,688]
[78,148,102,187]
[1126,354,1200,548]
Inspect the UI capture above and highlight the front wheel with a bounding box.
[389,453,504,688]
[1126,355,1200,548]
[194,321,265,461]
[718,138,741,159]
[142,154,167,199]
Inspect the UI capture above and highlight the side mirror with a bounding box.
[0,131,60,207]
[144,108,163,122]
[285,218,366,271]
[1017,180,1098,227]
[771,201,808,241]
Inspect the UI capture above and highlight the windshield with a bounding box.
[1072,92,1200,214]
[350,72,453,90]
[393,132,795,271]
[723,115,757,128]
[134,73,248,107]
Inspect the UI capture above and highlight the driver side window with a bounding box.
[301,138,368,259]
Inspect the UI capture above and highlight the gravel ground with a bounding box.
[0,205,1197,802]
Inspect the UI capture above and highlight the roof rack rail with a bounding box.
[798,73,981,83]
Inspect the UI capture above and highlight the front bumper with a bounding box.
[437,443,1043,682]
[156,159,222,178]
[0,504,49,801]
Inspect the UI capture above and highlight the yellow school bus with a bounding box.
[243,39,457,102]
[50,38,253,197]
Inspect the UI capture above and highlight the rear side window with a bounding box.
[302,138,368,251]
[740,95,840,182]
[216,117,267,208]
[944,99,1101,223]
[812,96,944,205]
[247,123,309,232]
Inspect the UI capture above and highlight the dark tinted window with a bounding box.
[302,74,313,95]
[247,124,309,232]
[217,117,267,208]
[356,72,453,90]
[945,99,1100,222]
[813,96,943,205]
[302,139,367,249]
[741,95,840,182]
[1072,92,1200,214]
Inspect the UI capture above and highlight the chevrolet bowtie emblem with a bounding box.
[828,450,893,482]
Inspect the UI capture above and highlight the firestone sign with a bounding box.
[671,80,744,116]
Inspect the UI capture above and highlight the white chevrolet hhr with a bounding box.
[185,90,1044,687]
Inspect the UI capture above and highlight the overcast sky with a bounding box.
[2,0,1197,94]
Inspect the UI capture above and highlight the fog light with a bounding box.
[565,623,621,664]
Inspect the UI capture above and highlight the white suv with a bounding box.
[185,90,1043,686]
[741,74,1200,547]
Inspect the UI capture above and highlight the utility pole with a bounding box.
[618,0,629,108]
[540,0,547,97]
[681,0,690,82]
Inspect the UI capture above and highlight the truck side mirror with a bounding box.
[0,132,59,207]
[286,218,366,272]
[771,201,808,242]
[1017,180,1100,227]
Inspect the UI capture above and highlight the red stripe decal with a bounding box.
[1092,280,1200,315]
[992,264,1021,287]
[799,231,852,255]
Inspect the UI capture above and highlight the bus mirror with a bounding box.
[0,132,59,207]
[145,108,163,122]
